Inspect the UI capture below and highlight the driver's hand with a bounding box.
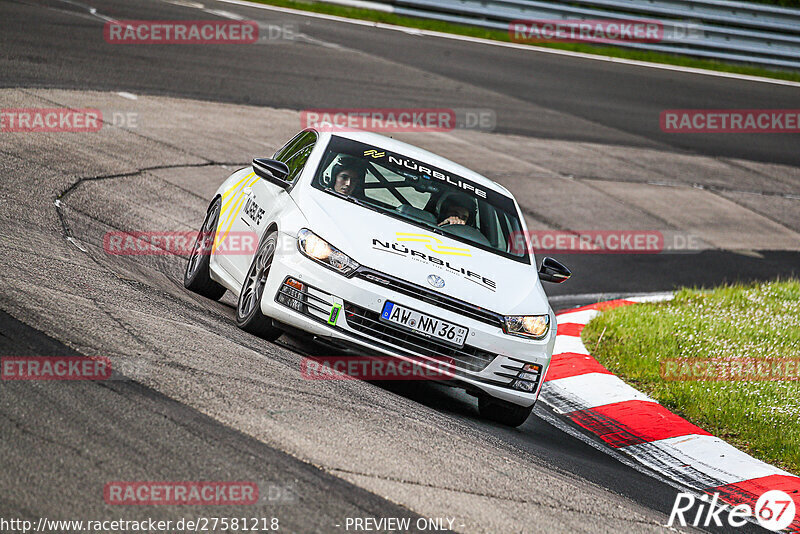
[439,216,466,226]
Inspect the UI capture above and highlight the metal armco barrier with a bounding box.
[350,0,800,70]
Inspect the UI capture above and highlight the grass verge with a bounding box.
[581,280,800,474]
[247,0,800,83]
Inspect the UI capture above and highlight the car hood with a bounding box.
[294,188,550,315]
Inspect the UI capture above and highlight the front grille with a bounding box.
[343,302,497,372]
[354,267,505,329]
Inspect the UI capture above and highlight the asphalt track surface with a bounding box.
[1,0,798,532]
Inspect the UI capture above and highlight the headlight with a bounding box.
[503,314,550,340]
[297,228,360,276]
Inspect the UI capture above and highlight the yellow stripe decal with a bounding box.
[395,232,471,256]
[426,245,471,256]
[215,175,260,252]
[220,172,255,217]
[396,233,443,243]
[214,192,247,252]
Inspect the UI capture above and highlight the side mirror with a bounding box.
[253,158,291,189]
[538,257,571,284]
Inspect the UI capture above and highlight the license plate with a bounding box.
[380,301,468,348]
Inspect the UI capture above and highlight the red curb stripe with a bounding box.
[567,400,711,448]
[556,322,584,337]
[545,352,612,381]
[711,475,800,532]
[557,299,636,315]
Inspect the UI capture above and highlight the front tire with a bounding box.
[184,197,227,300]
[236,230,283,341]
[478,395,533,427]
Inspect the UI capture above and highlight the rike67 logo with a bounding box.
[668,490,797,531]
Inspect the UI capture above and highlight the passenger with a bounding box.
[438,194,476,227]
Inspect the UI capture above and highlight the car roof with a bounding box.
[316,129,513,198]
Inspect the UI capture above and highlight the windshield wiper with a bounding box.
[417,219,446,236]
[324,188,371,209]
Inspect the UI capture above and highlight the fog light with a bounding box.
[277,278,306,312]
[512,379,537,392]
[286,278,303,290]
[512,363,541,392]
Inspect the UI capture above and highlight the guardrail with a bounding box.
[340,0,800,70]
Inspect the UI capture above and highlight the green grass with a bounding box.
[581,280,800,475]
[249,0,800,83]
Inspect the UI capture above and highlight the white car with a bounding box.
[184,129,571,426]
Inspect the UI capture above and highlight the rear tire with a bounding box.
[184,197,227,301]
[478,395,533,427]
[236,230,283,341]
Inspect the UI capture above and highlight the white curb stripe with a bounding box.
[625,293,675,303]
[553,334,590,355]
[622,434,793,487]
[542,372,656,412]
[554,308,600,325]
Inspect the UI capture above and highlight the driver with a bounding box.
[438,194,475,227]
[331,156,368,196]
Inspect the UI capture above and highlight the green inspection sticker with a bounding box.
[328,303,342,325]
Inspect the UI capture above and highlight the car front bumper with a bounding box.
[260,232,556,407]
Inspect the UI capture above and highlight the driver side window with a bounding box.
[273,131,317,182]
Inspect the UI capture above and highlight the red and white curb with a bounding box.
[540,296,800,532]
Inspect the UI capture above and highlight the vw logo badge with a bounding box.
[427,274,445,289]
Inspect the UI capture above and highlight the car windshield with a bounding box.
[312,136,529,263]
